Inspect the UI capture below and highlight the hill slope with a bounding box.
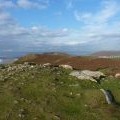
[91,51,120,56]
[0,63,120,120]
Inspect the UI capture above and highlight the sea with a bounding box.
[0,51,27,64]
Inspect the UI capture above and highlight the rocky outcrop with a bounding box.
[70,70,105,82]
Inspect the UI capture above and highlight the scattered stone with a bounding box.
[108,75,114,79]
[52,88,56,92]
[84,104,88,107]
[115,73,120,78]
[18,108,27,118]
[76,93,81,97]
[43,63,51,67]
[30,65,34,68]
[14,100,19,104]
[18,114,25,118]
[20,98,25,101]
[60,82,64,84]
[19,108,25,113]
[54,115,61,120]
[59,64,73,70]
[33,117,38,120]
[70,92,73,95]
[19,82,24,85]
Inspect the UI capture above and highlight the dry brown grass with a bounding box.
[15,54,120,75]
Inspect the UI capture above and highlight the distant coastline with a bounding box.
[0,59,2,63]
[0,58,18,64]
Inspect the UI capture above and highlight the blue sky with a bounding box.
[0,0,120,56]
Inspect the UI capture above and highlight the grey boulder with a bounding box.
[70,70,105,82]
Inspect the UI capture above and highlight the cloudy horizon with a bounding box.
[0,0,120,57]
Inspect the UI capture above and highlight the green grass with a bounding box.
[0,65,120,120]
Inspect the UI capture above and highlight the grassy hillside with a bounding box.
[0,63,120,120]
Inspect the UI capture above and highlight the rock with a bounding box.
[70,70,105,82]
[100,89,115,104]
[18,114,25,118]
[14,100,19,104]
[33,117,38,120]
[30,65,34,68]
[76,93,81,97]
[84,104,88,107]
[18,108,27,118]
[59,64,73,70]
[81,70,105,79]
[43,63,51,67]
[70,71,96,82]
[20,98,25,101]
[19,108,25,113]
[115,73,120,78]
[54,115,61,120]
[108,75,114,79]
[70,92,73,95]
[19,82,24,85]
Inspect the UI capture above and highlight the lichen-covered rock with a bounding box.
[70,70,105,82]
[81,70,105,79]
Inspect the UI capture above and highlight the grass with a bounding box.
[0,64,120,120]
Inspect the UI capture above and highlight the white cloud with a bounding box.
[0,0,15,9]
[0,10,70,41]
[66,0,82,10]
[0,11,10,21]
[0,16,71,51]
[66,0,73,9]
[0,0,49,9]
[72,0,120,46]
[17,0,49,9]
[0,0,120,53]
[74,0,119,24]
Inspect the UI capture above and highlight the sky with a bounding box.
[0,0,120,56]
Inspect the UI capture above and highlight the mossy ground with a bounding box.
[0,65,120,120]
